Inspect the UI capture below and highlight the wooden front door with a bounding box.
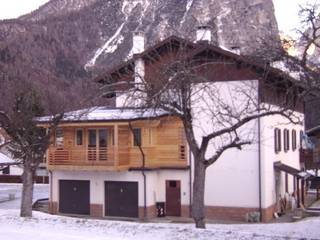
[165,180,181,216]
[105,181,138,218]
[59,180,90,215]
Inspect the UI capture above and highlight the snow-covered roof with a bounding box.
[0,153,14,164]
[37,107,170,123]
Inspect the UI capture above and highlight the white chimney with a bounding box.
[132,31,145,55]
[196,25,211,43]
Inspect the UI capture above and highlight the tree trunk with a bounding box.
[192,157,206,228]
[20,165,35,217]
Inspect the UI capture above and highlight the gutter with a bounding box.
[128,121,147,219]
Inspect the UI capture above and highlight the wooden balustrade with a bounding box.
[48,146,127,167]
[48,144,187,169]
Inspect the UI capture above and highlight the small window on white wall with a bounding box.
[284,129,290,152]
[274,128,281,153]
[292,129,297,151]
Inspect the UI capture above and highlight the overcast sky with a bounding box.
[0,0,313,35]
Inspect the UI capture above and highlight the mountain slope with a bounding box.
[0,0,280,110]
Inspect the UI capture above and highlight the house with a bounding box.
[40,27,307,222]
[0,128,48,183]
[303,95,320,192]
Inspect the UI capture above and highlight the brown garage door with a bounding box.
[105,181,138,218]
[59,180,90,215]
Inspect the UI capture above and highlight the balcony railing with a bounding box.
[48,146,129,167]
[300,149,320,170]
[48,144,187,169]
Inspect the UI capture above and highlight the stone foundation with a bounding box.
[261,203,276,222]
[139,205,157,219]
[48,201,58,214]
[90,204,103,218]
[181,205,191,218]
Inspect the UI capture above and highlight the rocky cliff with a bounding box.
[0,0,279,110]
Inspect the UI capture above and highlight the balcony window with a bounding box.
[99,129,107,147]
[75,129,83,146]
[55,128,64,147]
[88,129,97,147]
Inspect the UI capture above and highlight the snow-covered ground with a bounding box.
[0,183,319,240]
[0,209,319,240]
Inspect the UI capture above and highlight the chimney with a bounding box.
[132,31,145,55]
[196,25,211,43]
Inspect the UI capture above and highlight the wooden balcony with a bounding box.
[300,149,320,170]
[48,144,187,171]
[46,117,188,171]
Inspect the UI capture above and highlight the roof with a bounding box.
[95,35,303,89]
[37,107,170,123]
[0,153,14,164]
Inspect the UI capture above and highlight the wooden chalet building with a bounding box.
[40,27,308,222]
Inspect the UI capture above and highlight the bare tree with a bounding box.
[100,39,302,228]
[0,85,64,217]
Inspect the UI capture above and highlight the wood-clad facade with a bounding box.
[46,116,188,171]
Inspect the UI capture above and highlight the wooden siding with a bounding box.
[47,116,187,171]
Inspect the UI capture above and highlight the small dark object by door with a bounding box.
[156,202,165,217]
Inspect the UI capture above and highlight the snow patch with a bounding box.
[85,23,125,69]
[180,0,194,27]
[216,4,231,46]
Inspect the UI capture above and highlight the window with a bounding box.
[284,129,290,152]
[75,129,83,146]
[88,129,97,147]
[55,128,64,147]
[274,128,281,153]
[299,130,304,149]
[292,129,297,151]
[99,129,107,147]
[133,128,142,146]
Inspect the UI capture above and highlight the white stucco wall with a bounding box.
[190,80,261,208]
[260,112,304,209]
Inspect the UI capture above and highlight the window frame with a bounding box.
[75,128,84,146]
[132,128,142,147]
[55,128,64,147]
[292,129,297,151]
[284,128,290,152]
[274,128,282,153]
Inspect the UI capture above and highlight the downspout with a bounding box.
[258,82,262,221]
[49,170,53,213]
[128,121,147,219]
[189,147,192,217]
